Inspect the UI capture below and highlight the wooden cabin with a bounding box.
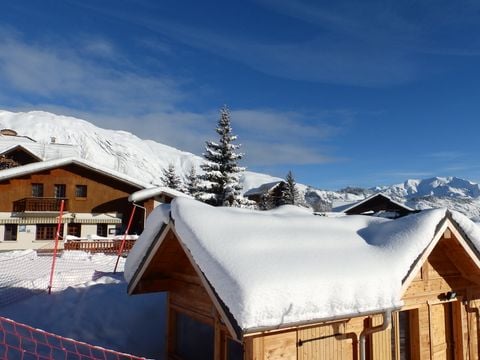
[0,158,150,251]
[125,198,480,360]
[334,193,415,219]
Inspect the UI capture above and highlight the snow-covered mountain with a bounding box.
[375,177,480,199]
[1,110,480,220]
[374,177,480,220]
[0,110,280,191]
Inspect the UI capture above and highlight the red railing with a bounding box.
[0,316,146,359]
[13,197,69,212]
[64,240,135,254]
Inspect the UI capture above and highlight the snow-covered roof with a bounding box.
[331,199,359,212]
[0,144,42,161]
[128,186,191,203]
[338,193,414,213]
[243,181,282,197]
[125,198,480,334]
[0,136,80,160]
[0,157,152,189]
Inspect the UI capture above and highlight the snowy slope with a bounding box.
[0,110,276,190]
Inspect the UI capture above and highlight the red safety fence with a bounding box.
[0,316,147,360]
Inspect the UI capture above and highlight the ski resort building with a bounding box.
[0,157,150,251]
[126,197,480,360]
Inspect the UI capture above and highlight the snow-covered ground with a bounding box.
[0,250,166,359]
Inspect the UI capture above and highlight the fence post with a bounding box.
[114,205,136,273]
[48,199,65,295]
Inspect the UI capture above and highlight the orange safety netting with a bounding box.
[0,316,146,360]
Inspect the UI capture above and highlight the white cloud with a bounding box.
[0,29,346,168]
[0,30,183,114]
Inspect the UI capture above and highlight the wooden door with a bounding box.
[430,303,454,360]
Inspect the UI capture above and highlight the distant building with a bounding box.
[243,181,283,204]
[332,193,415,219]
[0,128,81,162]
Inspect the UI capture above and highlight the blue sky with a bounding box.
[1,0,480,189]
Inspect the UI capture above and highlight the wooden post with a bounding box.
[48,199,65,295]
[114,204,136,273]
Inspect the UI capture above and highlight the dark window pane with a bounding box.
[175,312,214,360]
[36,224,63,240]
[54,184,66,198]
[75,185,87,198]
[67,223,81,237]
[97,224,108,237]
[227,339,244,360]
[32,183,44,197]
[4,224,17,241]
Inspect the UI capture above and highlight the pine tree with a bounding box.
[161,163,183,190]
[199,105,245,206]
[280,171,299,205]
[185,165,200,198]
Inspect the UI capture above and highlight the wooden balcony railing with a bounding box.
[13,197,69,212]
[64,240,135,254]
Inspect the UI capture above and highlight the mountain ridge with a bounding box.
[1,109,480,220]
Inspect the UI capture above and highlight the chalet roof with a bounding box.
[125,198,480,334]
[337,193,414,213]
[128,186,191,203]
[0,136,80,160]
[243,181,282,197]
[0,144,42,161]
[0,157,152,190]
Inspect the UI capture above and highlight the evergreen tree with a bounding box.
[161,163,183,190]
[185,165,200,198]
[284,170,299,205]
[199,105,245,206]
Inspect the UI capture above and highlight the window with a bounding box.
[67,223,81,237]
[32,183,44,197]
[175,312,214,360]
[75,185,87,198]
[4,224,17,241]
[36,224,63,240]
[54,184,66,198]
[97,224,108,237]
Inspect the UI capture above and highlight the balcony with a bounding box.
[13,197,68,213]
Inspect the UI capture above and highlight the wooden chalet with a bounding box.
[0,157,150,251]
[126,198,480,360]
[334,193,415,218]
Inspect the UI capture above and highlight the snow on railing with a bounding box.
[0,316,146,360]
